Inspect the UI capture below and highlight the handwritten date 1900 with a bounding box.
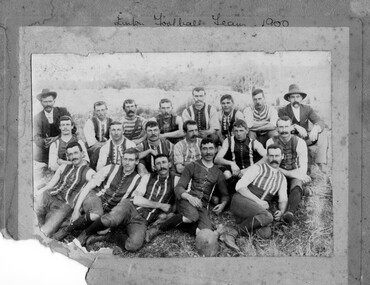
[262,18,289,27]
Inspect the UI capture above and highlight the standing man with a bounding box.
[33,89,73,164]
[182,87,220,141]
[53,148,142,247]
[266,116,311,224]
[36,141,95,238]
[146,138,230,246]
[96,121,136,171]
[83,101,113,170]
[278,84,327,169]
[243,88,278,147]
[173,120,202,174]
[155,98,184,144]
[230,144,288,240]
[137,121,174,175]
[48,116,89,171]
[215,120,266,190]
[121,99,147,145]
[217,94,245,143]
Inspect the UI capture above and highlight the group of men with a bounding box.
[33,83,327,256]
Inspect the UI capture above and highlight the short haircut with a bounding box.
[66,141,82,152]
[110,121,123,128]
[220,94,234,103]
[252,88,264,97]
[145,120,159,130]
[122,148,140,160]
[154,153,169,163]
[93,101,107,110]
[276,115,292,126]
[122,99,137,109]
[267,143,283,154]
[192,87,205,95]
[200,137,216,148]
[233,119,248,130]
[159,98,173,107]
[59,115,73,126]
[183,120,197,132]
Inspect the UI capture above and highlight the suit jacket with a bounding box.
[278,104,325,131]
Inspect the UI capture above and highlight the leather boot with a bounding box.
[145,226,163,243]
[217,225,240,252]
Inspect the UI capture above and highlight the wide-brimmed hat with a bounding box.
[36,89,57,101]
[283,84,307,101]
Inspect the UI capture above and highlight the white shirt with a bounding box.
[44,109,54,124]
[291,105,301,122]
[83,118,109,147]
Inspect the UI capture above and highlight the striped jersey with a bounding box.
[122,116,147,140]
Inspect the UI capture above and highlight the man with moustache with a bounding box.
[83,101,113,170]
[243,88,278,147]
[146,138,234,250]
[121,99,148,145]
[48,116,89,172]
[96,121,136,171]
[137,121,174,175]
[53,148,142,249]
[278,84,327,170]
[36,141,95,238]
[266,116,311,224]
[182,87,220,141]
[229,144,288,240]
[173,120,202,174]
[155,98,184,144]
[34,89,73,164]
[217,94,245,143]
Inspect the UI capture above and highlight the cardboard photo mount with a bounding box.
[17,27,350,284]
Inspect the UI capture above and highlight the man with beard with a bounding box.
[34,89,73,164]
[215,120,266,194]
[243,88,278,147]
[229,144,288,241]
[137,121,174,175]
[36,141,95,238]
[83,101,113,170]
[278,84,327,170]
[121,99,148,145]
[173,120,202,174]
[48,116,89,171]
[53,148,142,248]
[146,138,233,250]
[217,94,245,143]
[155,98,184,144]
[182,87,220,141]
[96,121,136,171]
[266,116,311,224]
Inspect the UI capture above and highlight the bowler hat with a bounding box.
[195,229,219,257]
[283,84,307,101]
[36,89,57,101]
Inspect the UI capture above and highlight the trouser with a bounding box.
[177,198,213,230]
[249,130,278,148]
[36,191,73,237]
[286,178,304,213]
[303,129,328,164]
[230,192,273,236]
[87,144,102,170]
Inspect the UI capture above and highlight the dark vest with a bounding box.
[106,138,129,166]
[220,109,237,138]
[225,136,262,169]
[92,117,112,142]
[186,104,212,131]
[156,114,181,144]
[140,139,172,173]
[272,135,299,170]
[56,136,79,160]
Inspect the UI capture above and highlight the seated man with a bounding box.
[137,121,174,175]
[83,101,113,170]
[173,120,202,174]
[96,121,136,171]
[278,84,328,170]
[214,120,266,194]
[217,94,245,143]
[48,116,89,172]
[155,98,184,144]
[36,141,95,238]
[230,144,288,240]
[266,116,311,224]
[121,99,147,145]
[243,88,278,147]
[53,148,142,249]
[146,138,233,249]
[182,87,220,141]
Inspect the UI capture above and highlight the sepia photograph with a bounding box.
[31,51,333,258]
